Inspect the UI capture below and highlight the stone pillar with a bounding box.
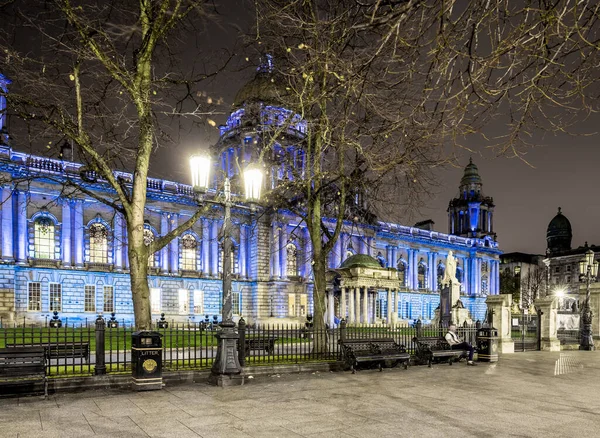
[169,214,179,273]
[486,294,515,354]
[211,220,219,277]
[271,223,280,279]
[160,213,169,274]
[239,225,247,278]
[406,249,415,289]
[202,218,210,275]
[328,290,335,327]
[386,289,394,324]
[61,199,71,266]
[431,253,438,292]
[280,226,287,278]
[1,187,13,261]
[391,246,397,269]
[362,288,369,324]
[413,250,419,290]
[340,287,346,320]
[355,287,360,324]
[535,296,560,351]
[113,212,124,270]
[73,200,84,267]
[393,290,399,324]
[16,190,27,263]
[348,287,355,324]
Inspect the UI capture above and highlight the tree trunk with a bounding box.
[128,221,152,330]
[311,240,328,354]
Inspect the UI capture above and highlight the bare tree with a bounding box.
[252,0,600,342]
[0,0,230,329]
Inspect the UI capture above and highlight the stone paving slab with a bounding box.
[1,351,600,437]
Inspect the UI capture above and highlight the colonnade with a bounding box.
[325,286,401,326]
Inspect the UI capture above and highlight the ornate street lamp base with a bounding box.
[208,327,245,387]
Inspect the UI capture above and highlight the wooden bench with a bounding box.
[5,342,90,362]
[244,337,277,356]
[0,347,48,398]
[413,336,468,367]
[340,338,410,374]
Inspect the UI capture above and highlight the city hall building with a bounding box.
[0,70,502,327]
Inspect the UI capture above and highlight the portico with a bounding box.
[327,254,401,326]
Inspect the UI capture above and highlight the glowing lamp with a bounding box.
[190,155,211,193]
[244,165,263,202]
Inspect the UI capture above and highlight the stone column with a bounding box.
[160,213,169,274]
[486,294,515,354]
[1,187,13,261]
[348,287,355,324]
[355,287,361,324]
[211,220,219,277]
[271,223,280,279]
[340,287,347,320]
[535,296,560,351]
[391,246,397,269]
[280,226,287,278]
[362,288,369,324]
[386,289,394,324]
[169,214,179,273]
[328,290,335,327]
[393,290,399,324]
[431,253,438,292]
[73,200,84,267]
[239,225,247,278]
[16,190,27,263]
[406,249,415,289]
[60,199,72,267]
[113,212,124,270]
[202,218,210,275]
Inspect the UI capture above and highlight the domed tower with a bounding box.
[212,55,307,192]
[447,158,495,239]
[546,207,572,254]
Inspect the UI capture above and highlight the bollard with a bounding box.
[95,314,106,375]
[238,317,246,367]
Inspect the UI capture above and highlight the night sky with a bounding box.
[6,1,600,257]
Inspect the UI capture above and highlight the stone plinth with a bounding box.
[534,296,560,352]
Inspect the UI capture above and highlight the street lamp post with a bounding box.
[190,155,263,386]
[579,249,597,351]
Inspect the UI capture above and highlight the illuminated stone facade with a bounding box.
[0,68,501,327]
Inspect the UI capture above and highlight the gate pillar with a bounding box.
[535,296,560,351]
[486,295,514,354]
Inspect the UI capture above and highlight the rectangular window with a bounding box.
[566,265,571,272]
[299,294,307,317]
[49,283,62,312]
[28,282,41,311]
[103,286,114,313]
[232,290,241,316]
[178,289,189,315]
[193,290,203,314]
[84,285,96,313]
[555,266,560,273]
[150,288,161,313]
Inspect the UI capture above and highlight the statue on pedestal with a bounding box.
[441,250,460,287]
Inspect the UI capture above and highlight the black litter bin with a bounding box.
[131,331,163,390]
[477,327,499,362]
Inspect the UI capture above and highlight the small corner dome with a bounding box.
[339,254,383,270]
[547,207,572,238]
[460,157,482,186]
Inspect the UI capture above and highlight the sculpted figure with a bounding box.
[441,250,460,287]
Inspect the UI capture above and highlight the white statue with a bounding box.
[441,250,460,287]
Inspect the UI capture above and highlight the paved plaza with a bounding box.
[1,351,600,437]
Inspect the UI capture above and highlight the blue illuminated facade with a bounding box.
[0,69,501,327]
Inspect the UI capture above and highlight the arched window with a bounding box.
[437,262,445,291]
[181,234,198,271]
[89,223,108,263]
[286,243,298,276]
[418,259,427,289]
[143,228,156,268]
[397,260,407,287]
[34,217,55,259]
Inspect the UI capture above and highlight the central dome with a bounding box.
[233,56,289,107]
[339,254,383,270]
[547,207,572,253]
